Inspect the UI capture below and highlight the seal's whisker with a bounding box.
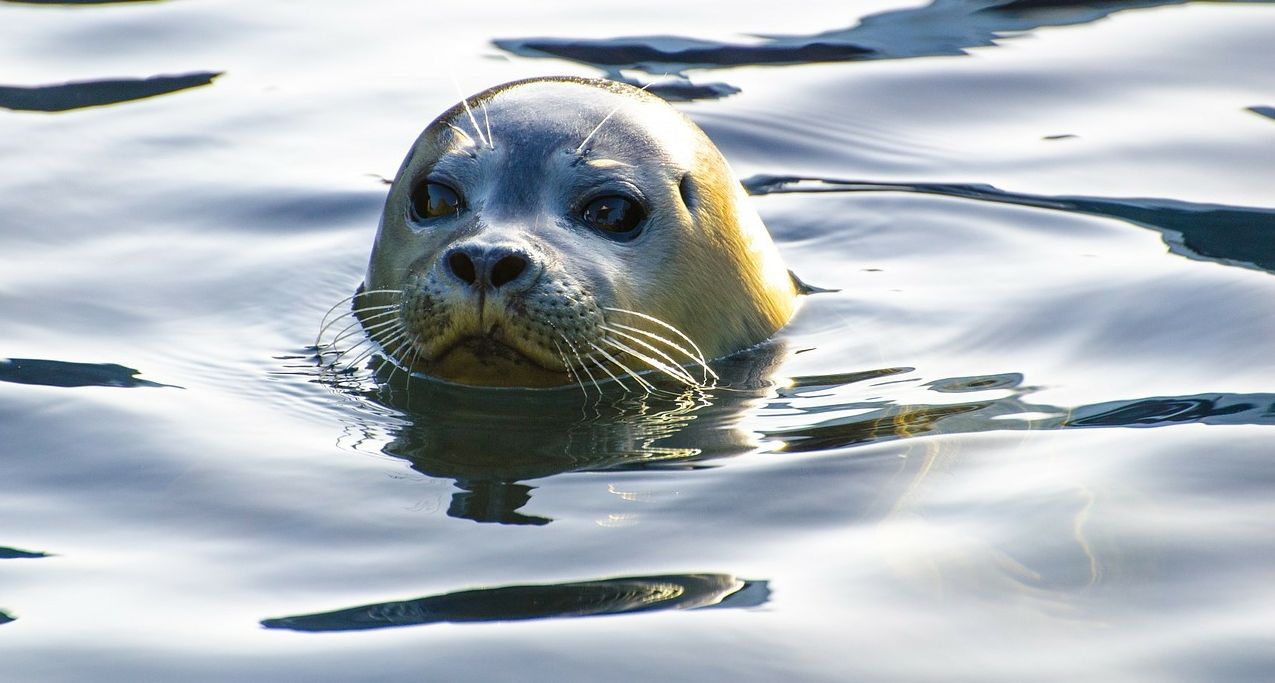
[558,333,603,395]
[481,102,494,150]
[406,339,423,375]
[552,339,588,400]
[604,322,701,370]
[444,122,478,148]
[590,342,655,395]
[348,328,407,371]
[331,320,403,365]
[347,307,400,326]
[345,304,399,321]
[583,344,631,393]
[386,334,416,387]
[371,326,409,355]
[603,307,719,381]
[339,313,399,337]
[322,336,378,371]
[318,327,377,363]
[450,77,490,149]
[404,340,424,400]
[322,288,402,321]
[600,324,700,386]
[601,337,698,387]
[575,80,658,156]
[318,290,402,344]
[589,355,629,394]
[328,315,397,349]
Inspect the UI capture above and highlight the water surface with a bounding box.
[1,1,1273,681]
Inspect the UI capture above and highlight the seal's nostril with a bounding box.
[490,254,528,288]
[448,251,477,285]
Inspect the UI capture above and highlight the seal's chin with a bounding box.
[424,336,570,388]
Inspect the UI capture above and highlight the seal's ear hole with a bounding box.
[679,173,698,213]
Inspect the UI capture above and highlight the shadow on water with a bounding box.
[322,342,1273,527]
[1,547,49,626]
[261,573,766,632]
[0,547,50,559]
[745,175,1275,276]
[2,0,160,4]
[768,372,1275,454]
[0,73,221,113]
[0,358,171,389]
[493,0,1253,98]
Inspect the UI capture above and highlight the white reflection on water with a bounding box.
[0,0,1273,681]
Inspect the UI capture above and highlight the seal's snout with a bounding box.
[443,241,537,292]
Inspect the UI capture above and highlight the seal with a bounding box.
[354,76,797,388]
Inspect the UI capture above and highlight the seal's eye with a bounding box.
[582,195,645,240]
[409,182,463,221]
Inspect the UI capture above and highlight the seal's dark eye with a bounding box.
[582,195,645,239]
[409,182,463,221]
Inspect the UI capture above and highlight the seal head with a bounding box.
[360,77,796,387]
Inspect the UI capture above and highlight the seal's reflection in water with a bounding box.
[262,573,768,632]
[362,340,789,526]
[337,336,1275,530]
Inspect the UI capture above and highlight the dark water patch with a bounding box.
[630,76,741,102]
[3,0,159,3]
[450,481,551,526]
[0,358,171,389]
[495,35,873,72]
[927,373,1024,393]
[770,370,1275,453]
[789,269,837,295]
[261,573,763,631]
[0,546,50,559]
[495,0,1196,89]
[781,367,913,394]
[1066,395,1270,427]
[776,401,991,453]
[0,72,220,113]
[1248,105,1275,121]
[744,175,1275,275]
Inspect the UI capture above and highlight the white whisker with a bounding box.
[603,307,719,380]
[558,333,604,394]
[328,315,397,349]
[450,76,489,148]
[318,289,402,344]
[602,337,697,387]
[348,329,406,371]
[600,324,700,385]
[583,346,630,392]
[590,342,655,395]
[481,102,494,150]
[553,339,588,400]
[444,122,478,148]
[575,80,659,155]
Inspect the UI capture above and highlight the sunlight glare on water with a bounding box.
[1,0,1273,681]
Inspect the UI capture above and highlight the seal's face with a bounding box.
[359,78,796,388]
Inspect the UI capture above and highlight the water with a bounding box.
[2,1,1273,680]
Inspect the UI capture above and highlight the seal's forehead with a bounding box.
[450,80,698,163]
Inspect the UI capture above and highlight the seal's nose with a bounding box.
[444,243,532,290]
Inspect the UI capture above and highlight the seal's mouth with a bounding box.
[438,334,535,364]
[422,332,569,387]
